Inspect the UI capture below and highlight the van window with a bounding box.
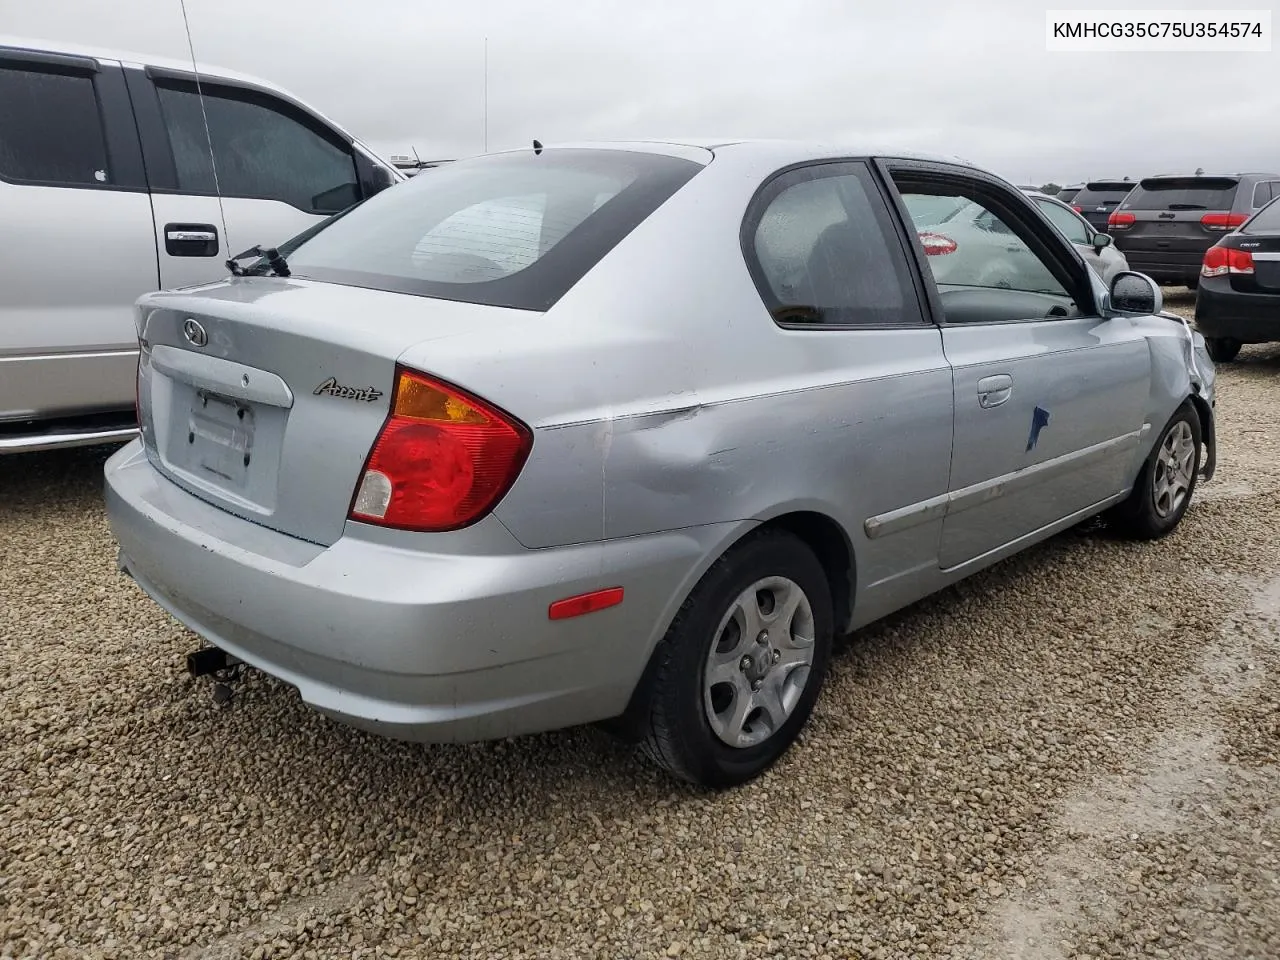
[0,64,110,186]
[155,82,360,214]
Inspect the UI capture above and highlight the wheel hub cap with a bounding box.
[703,577,816,749]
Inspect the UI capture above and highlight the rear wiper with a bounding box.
[1166,203,1206,210]
[226,245,291,278]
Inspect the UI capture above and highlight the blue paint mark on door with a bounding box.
[1026,406,1051,452]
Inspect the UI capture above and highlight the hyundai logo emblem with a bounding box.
[183,318,208,347]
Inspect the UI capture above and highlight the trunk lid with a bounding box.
[135,277,525,546]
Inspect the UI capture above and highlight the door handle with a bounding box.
[166,230,216,242]
[977,374,1013,409]
[163,222,220,257]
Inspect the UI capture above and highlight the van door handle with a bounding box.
[164,222,219,257]
[977,374,1013,408]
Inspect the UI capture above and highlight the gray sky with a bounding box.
[4,0,1276,185]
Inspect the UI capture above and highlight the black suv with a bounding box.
[1108,173,1280,290]
[1194,196,1280,362]
[1069,180,1137,232]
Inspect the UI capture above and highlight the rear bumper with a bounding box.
[1194,278,1280,343]
[1117,248,1205,284]
[104,441,732,743]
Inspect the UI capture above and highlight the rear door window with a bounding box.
[1121,178,1239,211]
[283,148,704,310]
[0,63,110,186]
[155,81,361,214]
[744,161,924,327]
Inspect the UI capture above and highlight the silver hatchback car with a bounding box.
[105,140,1218,787]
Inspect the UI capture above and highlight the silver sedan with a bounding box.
[105,139,1217,787]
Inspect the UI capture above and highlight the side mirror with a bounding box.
[1109,271,1163,316]
[1092,232,1113,251]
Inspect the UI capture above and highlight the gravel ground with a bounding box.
[3,290,1278,960]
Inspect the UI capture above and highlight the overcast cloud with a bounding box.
[3,0,1275,184]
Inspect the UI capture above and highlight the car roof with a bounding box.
[484,137,981,169]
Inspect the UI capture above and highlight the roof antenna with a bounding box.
[177,0,231,260]
[533,139,543,155]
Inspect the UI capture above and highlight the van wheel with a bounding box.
[1108,402,1202,540]
[1205,337,1241,363]
[639,530,833,788]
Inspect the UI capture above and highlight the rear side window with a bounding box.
[0,64,110,186]
[1244,198,1280,233]
[1252,181,1277,208]
[155,82,360,214]
[745,161,922,327]
[1122,178,1239,211]
[284,149,703,310]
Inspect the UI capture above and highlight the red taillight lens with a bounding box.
[1201,245,1254,278]
[1071,204,1083,212]
[349,366,532,532]
[918,231,957,256]
[1201,212,1249,231]
[1108,211,1135,230]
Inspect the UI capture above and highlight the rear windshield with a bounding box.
[1123,177,1239,211]
[1244,198,1280,233]
[282,148,704,311]
[1072,182,1134,207]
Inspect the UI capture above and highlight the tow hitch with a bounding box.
[186,646,244,706]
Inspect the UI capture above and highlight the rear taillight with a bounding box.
[1201,245,1254,278]
[1200,212,1249,232]
[1071,204,1083,212]
[349,366,532,532]
[1107,211,1135,230]
[918,231,957,256]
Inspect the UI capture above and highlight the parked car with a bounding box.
[1109,173,1280,291]
[0,37,402,453]
[1057,183,1084,204]
[1023,190,1130,284]
[1069,179,1136,232]
[105,139,1217,788]
[1194,195,1280,361]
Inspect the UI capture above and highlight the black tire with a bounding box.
[638,529,834,788]
[1205,337,1242,363]
[1107,402,1202,540]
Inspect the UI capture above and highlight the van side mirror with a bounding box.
[1092,232,1113,252]
[1108,271,1163,316]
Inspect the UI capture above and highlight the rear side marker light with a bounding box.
[548,587,624,621]
[1201,246,1254,278]
[918,231,957,255]
[350,366,532,532]
[1107,211,1135,230]
[1201,212,1249,232]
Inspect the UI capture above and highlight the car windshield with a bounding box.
[282,148,704,311]
[1244,197,1280,232]
[1124,177,1239,211]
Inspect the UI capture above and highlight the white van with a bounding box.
[0,37,403,452]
